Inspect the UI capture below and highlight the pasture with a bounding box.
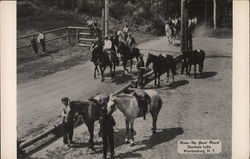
[17,35,232,159]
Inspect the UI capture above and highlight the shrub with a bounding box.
[17,1,39,18]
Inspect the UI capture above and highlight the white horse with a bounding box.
[107,90,162,146]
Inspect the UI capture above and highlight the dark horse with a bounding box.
[91,44,118,82]
[117,42,140,74]
[165,55,176,83]
[65,95,109,149]
[146,54,166,87]
[181,49,205,78]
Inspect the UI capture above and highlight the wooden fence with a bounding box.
[17,26,97,50]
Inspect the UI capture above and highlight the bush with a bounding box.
[17,1,39,18]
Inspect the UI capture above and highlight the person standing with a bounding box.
[61,97,74,146]
[137,56,145,88]
[30,35,38,55]
[37,32,46,55]
[99,107,116,159]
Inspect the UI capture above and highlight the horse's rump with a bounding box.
[186,50,205,64]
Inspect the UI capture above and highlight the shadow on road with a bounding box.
[161,80,189,90]
[132,127,184,152]
[144,80,189,90]
[115,151,142,159]
[206,55,232,59]
[110,71,138,85]
[196,71,217,79]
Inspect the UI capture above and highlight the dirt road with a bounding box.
[18,36,232,159]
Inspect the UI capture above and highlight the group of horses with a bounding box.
[65,49,205,150]
[90,33,141,82]
[145,49,205,87]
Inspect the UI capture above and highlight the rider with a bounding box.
[103,35,112,54]
[123,24,129,40]
[126,32,136,53]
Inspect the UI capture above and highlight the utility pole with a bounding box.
[104,0,109,37]
[205,0,207,26]
[180,0,188,54]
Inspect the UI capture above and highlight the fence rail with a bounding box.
[17,26,95,50]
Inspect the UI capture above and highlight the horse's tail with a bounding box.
[157,97,162,114]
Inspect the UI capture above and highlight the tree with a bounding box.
[213,0,216,29]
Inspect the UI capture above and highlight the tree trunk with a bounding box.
[213,0,217,29]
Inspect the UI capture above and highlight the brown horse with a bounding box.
[65,95,109,149]
[106,90,162,146]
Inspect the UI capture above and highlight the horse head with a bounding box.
[107,94,117,115]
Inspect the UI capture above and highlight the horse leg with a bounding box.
[124,119,130,144]
[86,122,94,149]
[129,120,135,146]
[199,62,204,77]
[150,98,162,134]
[158,73,160,87]
[94,65,97,79]
[172,68,175,82]
[110,65,113,77]
[166,68,170,83]
[123,60,129,75]
[130,59,133,72]
[96,65,100,75]
[154,72,157,86]
[113,63,116,76]
[188,64,192,77]
[100,66,105,82]
[194,64,197,78]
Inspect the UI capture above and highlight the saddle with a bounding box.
[132,90,150,120]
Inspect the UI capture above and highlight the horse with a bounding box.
[90,43,100,79]
[91,45,116,82]
[185,49,205,77]
[165,55,176,83]
[106,89,162,146]
[165,22,177,45]
[145,53,165,87]
[117,42,140,74]
[64,95,109,149]
[178,50,205,78]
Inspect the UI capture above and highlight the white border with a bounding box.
[0,1,249,159]
[232,1,249,159]
[1,1,17,159]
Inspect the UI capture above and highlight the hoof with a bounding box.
[101,78,105,82]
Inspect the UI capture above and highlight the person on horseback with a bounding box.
[103,36,112,52]
[123,24,129,40]
[104,35,119,66]
[126,32,136,53]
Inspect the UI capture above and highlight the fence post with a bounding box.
[76,29,79,43]
[43,33,47,53]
